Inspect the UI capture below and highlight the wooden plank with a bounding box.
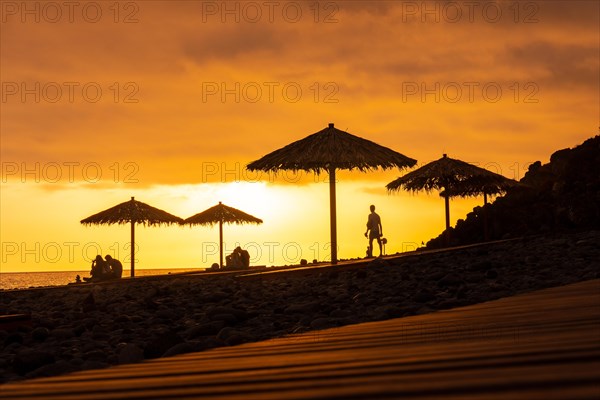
[1,280,599,399]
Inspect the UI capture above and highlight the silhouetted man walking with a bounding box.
[365,205,382,257]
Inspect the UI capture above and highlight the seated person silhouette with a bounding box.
[239,247,250,268]
[105,255,123,279]
[225,247,250,269]
[84,255,111,282]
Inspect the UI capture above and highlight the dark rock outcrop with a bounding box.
[427,136,600,248]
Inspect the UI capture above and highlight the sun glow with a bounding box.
[0,175,510,273]
[2,1,598,277]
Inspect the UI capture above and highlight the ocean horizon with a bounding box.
[0,268,204,290]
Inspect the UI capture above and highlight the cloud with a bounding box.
[1,0,597,188]
[182,24,290,63]
[503,41,600,89]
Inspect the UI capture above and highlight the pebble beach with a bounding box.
[1,230,599,384]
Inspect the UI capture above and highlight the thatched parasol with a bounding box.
[182,202,263,268]
[386,154,517,243]
[81,197,183,277]
[441,174,518,241]
[247,123,417,263]
[442,177,518,204]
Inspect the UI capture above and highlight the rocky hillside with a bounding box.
[427,135,600,248]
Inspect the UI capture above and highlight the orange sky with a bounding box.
[1,1,598,273]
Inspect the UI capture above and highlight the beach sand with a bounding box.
[1,230,598,383]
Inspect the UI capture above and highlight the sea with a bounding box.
[0,268,203,291]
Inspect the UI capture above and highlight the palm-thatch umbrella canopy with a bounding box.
[441,176,518,204]
[386,154,518,243]
[440,173,519,241]
[247,123,417,264]
[182,202,263,268]
[81,197,183,277]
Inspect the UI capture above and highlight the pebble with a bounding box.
[143,332,184,359]
[184,321,226,338]
[12,350,55,375]
[31,327,49,342]
[163,342,194,357]
[4,333,24,346]
[228,333,251,346]
[486,269,499,279]
[207,306,245,320]
[310,318,338,330]
[413,290,436,303]
[26,360,76,379]
[51,328,75,340]
[438,273,463,287]
[210,313,237,326]
[117,343,144,364]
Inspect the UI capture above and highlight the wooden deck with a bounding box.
[1,279,599,399]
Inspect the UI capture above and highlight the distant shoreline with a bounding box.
[0,234,571,291]
[0,238,523,291]
[0,268,204,291]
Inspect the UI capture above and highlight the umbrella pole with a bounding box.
[483,192,489,241]
[130,219,135,277]
[444,193,450,247]
[219,219,224,268]
[329,166,338,264]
